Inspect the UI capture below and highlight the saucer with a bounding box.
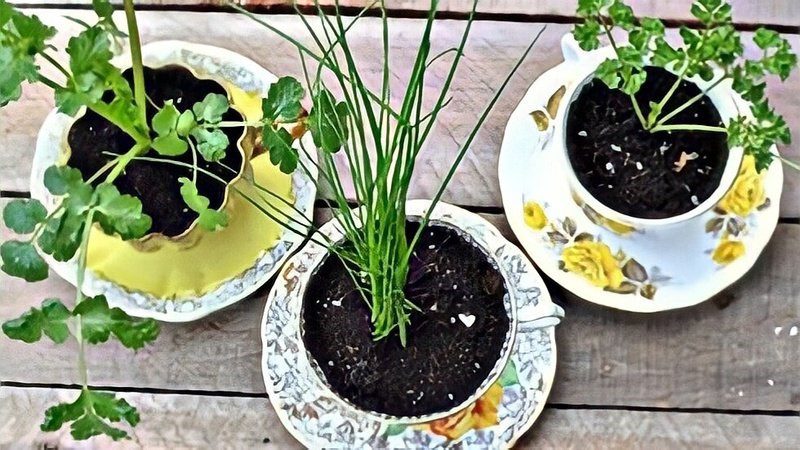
[262,201,559,449]
[498,39,783,313]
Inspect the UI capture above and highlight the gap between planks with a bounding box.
[3,381,798,417]
[8,2,800,34]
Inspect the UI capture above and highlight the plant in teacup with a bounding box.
[226,1,563,446]
[566,0,797,227]
[0,0,312,440]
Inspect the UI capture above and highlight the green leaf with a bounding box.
[152,131,189,156]
[3,198,47,234]
[176,110,196,137]
[192,93,229,125]
[0,240,48,281]
[72,295,160,349]
[608,0,635,30]
[198,208,229,232]
[573,20,602,51]
[262,76,305,123]
[152,101,180,136]
[42,389,138,441]
[37,213,84,262]
[178,177,228,231]
[308,88,349,153]
[93,183,152,240]
[43,165,86,197]
[190,127,229,162]
[2,298,71,343]
[262,126,298,173]
[0,4,56,105]
[596,59,623,89]
[576,0,610,17]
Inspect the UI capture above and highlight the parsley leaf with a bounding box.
[307,88,349,153]
[3,198,47,234]
[262,76,305,123]
[192,93,229,125]
[2,298,71,343]
[177,177,229,231]
[73,295,159,349]
[93,184,152,240]
[42,389,139,441]
[0,240,48,282]
[262,126,298,173]
[0,2,56,105]
[190,128,229,162]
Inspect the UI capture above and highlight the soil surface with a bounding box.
[566,66,728,219]
[67,65,245,237]
[302,221,510,417]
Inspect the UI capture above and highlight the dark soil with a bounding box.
[566,66,728,219]
[302,221,510,417]
[67,66,245,237]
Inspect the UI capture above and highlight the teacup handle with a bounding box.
[518,301,565,328]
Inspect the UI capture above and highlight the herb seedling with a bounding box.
[573,0,798,172]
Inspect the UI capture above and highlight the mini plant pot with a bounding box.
[263,200,564,448]
[553,35,746,230]
[30,41,317,321]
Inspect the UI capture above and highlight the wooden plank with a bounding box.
[12,1,800,28]
[3,387,799,448]
[3,193,800,411]
[2,12,799,215]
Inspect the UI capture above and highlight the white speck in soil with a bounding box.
[607,185,614,189]
[610,144,622,152]
[694,113,698,118]
[182,208,189,213]
[430,303,438,311]
[177,97,183,104]
[458,313,476,328]
[450,317,456,324]
[428,244,436,250]
[683,184,692,192]
[791,326,798,336]
[452,284,458,290]
[407,390,415,395]
[768,379,774,386]
[328,361,334,367]
[331,299,342,307]
[346,365,351,369]
[635,162,643,170]
[775,326,783,335]
[690,195,699,206]
[474,362,481,369]
[448,393,454,400]
[578,130,588,137]
[88,126,93,132]
[605,162,614,172]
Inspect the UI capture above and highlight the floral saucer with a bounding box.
[498,36,783,313]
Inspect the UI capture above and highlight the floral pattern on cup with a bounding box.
[705,155,770,266]
[524,201,664,299]
[386,359,521,442]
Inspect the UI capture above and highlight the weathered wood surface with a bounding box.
[3,197,800,412]
[2,11,800,216]
[12,0,800,28]
[3,387,799,449]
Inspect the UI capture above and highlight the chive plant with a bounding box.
[574,0,798,172]
[227,0,543,344]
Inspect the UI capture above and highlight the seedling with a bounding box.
[573,0,798,171]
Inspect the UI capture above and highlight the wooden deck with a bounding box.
[1,2,799,448]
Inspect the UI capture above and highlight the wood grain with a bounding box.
[3,387,799,449]
[12,1,800,27]
[1,11,799,215]
[3,196,799,411]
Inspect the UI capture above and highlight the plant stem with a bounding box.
[74,209,96,388]
[654,75,729,128]
[123,0,148,129]
[600,18,648,129]
[649,123,727,133]
[105,142,149,183]
[41,52,71,79]
[777,155,800,172]
[646,63,689,128]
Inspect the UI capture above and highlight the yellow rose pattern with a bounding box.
[705,155,769,266]
[523,202,660,299]
[426,383,504,440]
[561,240,624,289]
